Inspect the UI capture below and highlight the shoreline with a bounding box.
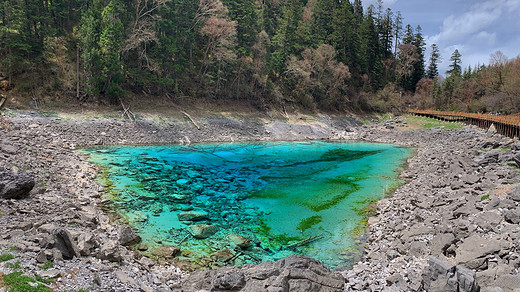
[1,110,519,291]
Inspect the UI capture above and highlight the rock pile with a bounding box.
[182,255,346,291]
[345,125,520,291]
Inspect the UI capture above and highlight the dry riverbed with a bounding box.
[0,110,519,291]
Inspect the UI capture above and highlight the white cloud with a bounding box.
[363,0,398,8]
[431,1,503,44]
[474,31,497,46]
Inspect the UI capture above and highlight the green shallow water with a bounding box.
[80,141,412,269]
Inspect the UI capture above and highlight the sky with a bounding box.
[363,0,520,75]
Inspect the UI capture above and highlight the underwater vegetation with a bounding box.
[81,141,411,269]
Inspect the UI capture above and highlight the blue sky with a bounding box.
[364,0,520,75]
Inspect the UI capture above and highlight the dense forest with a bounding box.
[0,0,518,113]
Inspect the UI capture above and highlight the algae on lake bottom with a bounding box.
[81,141,412,269]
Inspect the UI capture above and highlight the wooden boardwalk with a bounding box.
[409,109,520,139]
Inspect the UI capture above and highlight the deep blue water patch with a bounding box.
[80,141,412,269]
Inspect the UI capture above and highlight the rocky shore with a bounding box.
[1,110,519,291]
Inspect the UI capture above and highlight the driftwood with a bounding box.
[178,233,192,246]
[226,251,243,263]
[119,98,137,121]
[287,234,323,249]
[182,111,200,130]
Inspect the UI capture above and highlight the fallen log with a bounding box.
[287,234,323,249]
[182,111,200,130]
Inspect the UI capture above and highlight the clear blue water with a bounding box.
[80,141,412,269]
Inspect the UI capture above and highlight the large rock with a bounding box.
[0,171,35,199]
[430,233,456,256]
[77,232,98,256]
[182,255,345,292]
[188,224,219,239]
[151,245,180,259]
[228,234,252,249]
[53,228,80,260]
[493,274,520,291]
[507,185,520,202]
[97,240,122,262]
[118,225,141,246]
[504,209,520,224]
[455,235,507,270]
[475,151,500,166]
[177,210,208,221]
[422,256,479,292]
[513,152,520,168]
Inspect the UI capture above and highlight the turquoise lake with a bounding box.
[81,141,412,269]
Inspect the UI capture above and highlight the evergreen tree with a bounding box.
[311,0,337,46]
[427,43,441,78]
[393,11,402,57]
[222,0,257,56]
[359,8,383,89]
[78,0,124,101]
[331,0,359,68]
[402,24,413,44]
[411,25,425,86]
[0,0,32,84]
[447,49,462,76]
[269,0,303,74]
[98,0,124,99]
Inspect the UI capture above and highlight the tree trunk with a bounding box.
[76,46,80,99]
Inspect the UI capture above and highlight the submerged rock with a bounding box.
[188,224,219,239]
[211,248,235,263]
[151,245,180,258]
[228,234,252,249]
[177,210,208,221]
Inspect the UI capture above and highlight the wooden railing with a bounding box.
[409,109,520,139]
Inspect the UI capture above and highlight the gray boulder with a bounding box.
[514,152,520,168]
[475,151,500,166]
[422,256,479,292]
[97,240,122,262]
[118,225,141,246]
[182,255,345,292]
[53,229,80,260]
[0,171,35,199]
[77,232,98,256]
[455,235,507,270]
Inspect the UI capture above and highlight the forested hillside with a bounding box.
[3,0,516,113]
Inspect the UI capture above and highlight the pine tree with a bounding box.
[270,0,303,74]
[427,43,441,78]
[0,0,31,85]
[222,0,258,56]
[311,0,337,46]
[331,0,359,68]
[447,49,462,76]
[402,24,413,44]
[411,25,425,86]
[98,0,124,99]
[393,11,402,57]
[359,8,383,89]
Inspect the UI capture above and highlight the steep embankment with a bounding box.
[0,110,519,291]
